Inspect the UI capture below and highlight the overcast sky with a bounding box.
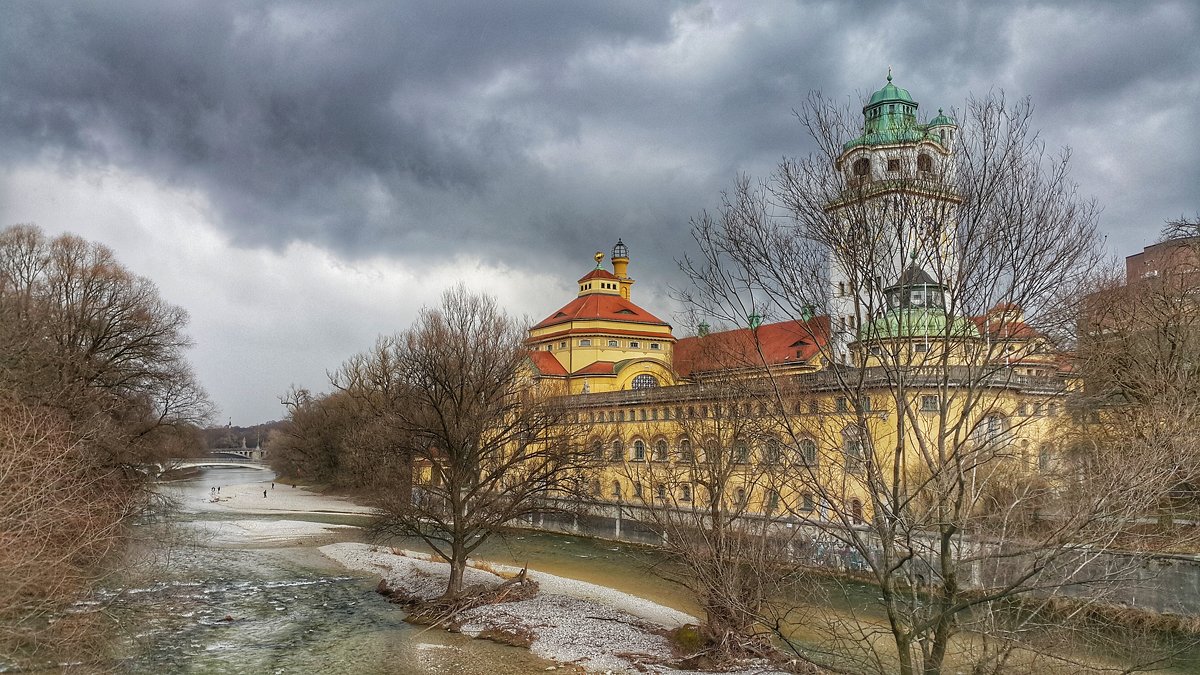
[2,1,1197,425]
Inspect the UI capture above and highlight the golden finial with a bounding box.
[594,251,604,269]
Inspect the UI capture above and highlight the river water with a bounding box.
[105,467,559,674]
[99,466,1200,674]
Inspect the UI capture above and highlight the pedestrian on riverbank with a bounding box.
[263,490,267,498]
[271,483,275,489]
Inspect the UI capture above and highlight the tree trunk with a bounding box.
[445,541,466,598]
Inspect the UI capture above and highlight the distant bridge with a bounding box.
[160,457,273,472]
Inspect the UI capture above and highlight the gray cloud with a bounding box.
[2,0,1198,420]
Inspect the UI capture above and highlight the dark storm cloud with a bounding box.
[2,0,1198,295]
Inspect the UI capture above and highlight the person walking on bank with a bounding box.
[263,490,267,498]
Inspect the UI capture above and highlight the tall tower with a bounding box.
[611,238,633,300]
[825,71,960,364]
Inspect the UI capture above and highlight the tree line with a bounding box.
[0,224,211,667]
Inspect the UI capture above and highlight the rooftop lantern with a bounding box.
[612,239,628,260]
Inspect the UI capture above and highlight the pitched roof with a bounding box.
[577,268,618,283]
[674,316,830,377]
[575,360,617,376]
[526,351,568,376]
[532,293,670,331]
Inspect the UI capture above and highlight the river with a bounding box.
[98,466,1200,674]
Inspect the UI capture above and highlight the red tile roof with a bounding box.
[575,360,617,376]
[532,293,670,331]
[969,316,1039,340]
[526,351,568,376]
[577,268,618,283]
[674,317,830,377]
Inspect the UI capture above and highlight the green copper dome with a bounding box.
[929,108,955,127]
[861,308,980,341]
[866,72,915,107]
[842,71,955,152]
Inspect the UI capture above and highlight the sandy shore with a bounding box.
[321,543,792,675]
[184,518,358,546]
[192,479,377,517]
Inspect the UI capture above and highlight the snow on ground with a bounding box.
[321,543,715,673]
[185,519,357,546]
[193,480,376,516]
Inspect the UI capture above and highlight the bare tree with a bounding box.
[610,368,813,665]
[333,286,591,599]
[0,223,211,666]
[679,94,1190,673]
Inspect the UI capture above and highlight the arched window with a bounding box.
[850,498,864,524]
[843,426,868,473]
[678,438,694,463]
[735,488,747,505]
[765,438,781,464]
[656,485,667,501]
[734,441,749,464]
[917,153,933,172]
[633,439,646,461]
[766,490,780,512]
[681,485,692,502]
[852,157,870,177]
[591,479,601,496]
[591,440,604,461]
[633,483,643,499]
[799,438,818,465]
[972,414,1010,448]
[631,374,659,390]
[654,439,668,461]
[610,439,623,462]
[612,481,622,498]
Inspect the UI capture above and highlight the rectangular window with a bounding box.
[560,341,567,349]
[650,343,660,350]
[801,493,814,512]
[608,340,619,347]
[546,344,553,351]
[868,345,883,356]
[914,343,930,353]
[887,158,900,172]
[859,397,872,412]
[629,341,640,348]
[921,395,939,412]
[835,397,848,413]
[579,339,591,346]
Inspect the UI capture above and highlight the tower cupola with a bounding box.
[611,238,633,299]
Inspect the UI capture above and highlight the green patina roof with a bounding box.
[843,72,955,152]
[861,308,980,341]
[866,73,915,107]
[929,108,955,127]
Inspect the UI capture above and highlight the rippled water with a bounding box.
[106,467,555,674]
